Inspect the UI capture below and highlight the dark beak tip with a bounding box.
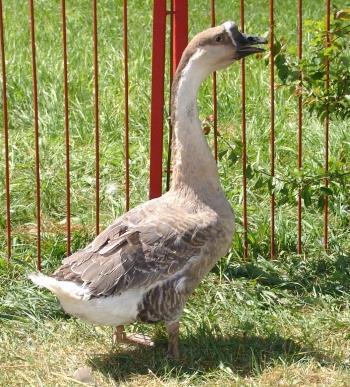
[251,36,268,45]
[235,31,268,58]
[244,33,268,45]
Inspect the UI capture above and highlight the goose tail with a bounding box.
[28,272,88,300]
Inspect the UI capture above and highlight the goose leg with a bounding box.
[166,321,180,359]
[112,325,154,347]
[112,325,126,344]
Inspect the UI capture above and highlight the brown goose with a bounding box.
[29,21,266,358]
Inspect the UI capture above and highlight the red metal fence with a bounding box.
[0,1,336,269]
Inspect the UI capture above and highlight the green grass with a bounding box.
[1,0,350,385]
[1,255,350,385]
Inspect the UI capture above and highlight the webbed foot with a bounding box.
[112,325,154,347]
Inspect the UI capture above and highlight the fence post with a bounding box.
[149,1,167,199]
[172,0,188,72]
[149,0,188,199]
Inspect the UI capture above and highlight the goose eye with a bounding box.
[215,34,223,42]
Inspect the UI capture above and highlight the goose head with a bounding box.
[181,21,267,74]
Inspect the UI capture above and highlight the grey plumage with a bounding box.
[53,200,224,308]
[29,21,267,356]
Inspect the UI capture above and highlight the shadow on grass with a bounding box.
[89,330,335,382]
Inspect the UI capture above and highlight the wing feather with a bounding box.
[53,203,215,297]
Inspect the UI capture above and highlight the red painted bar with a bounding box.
[269,0,275,259]
[172,0,188,72]
[61,0,71,256]
[92,0,100,235]
[164,0,188,194]
[166,0,174,192]
[123,0,130,211]
[324,0,331,249]
[0,0,11,260]
[297,0,303,254]
[149,0,167,199]
[29,0,42,270]
[210,0,218,162]
[240,0,248,259]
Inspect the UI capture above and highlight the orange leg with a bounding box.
[166,321,180,359]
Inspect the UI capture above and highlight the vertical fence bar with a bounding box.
[29,0,41,270]
[61,0,71,256]
[123,0,130,211]
[116,3,129,335]
[323,0,330,249]
[297,0,303,254]
[240,0,248,259]
[269,0,275,259]
[92,0,100,234]
[0,0,11,260]
[166,0,174,192]
[149,0,167,199]
[210,0,218,162]
[172,0,188,71]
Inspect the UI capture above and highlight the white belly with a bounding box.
[59,288,144,326]
[28,273,144,326]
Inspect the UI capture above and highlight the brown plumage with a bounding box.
[29,21,266,358]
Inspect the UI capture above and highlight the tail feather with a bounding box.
[28,273,142,326]
[28,272,88,300]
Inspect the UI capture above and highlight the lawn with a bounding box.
[0,0,349,385]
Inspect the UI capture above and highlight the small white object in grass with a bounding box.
[106,182,118,196]
[72,366,95,385]
[58,216,82,225]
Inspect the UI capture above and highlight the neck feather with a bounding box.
[170,49,223,202]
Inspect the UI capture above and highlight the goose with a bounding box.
[29,21,267,358]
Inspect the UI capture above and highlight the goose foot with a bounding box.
[112,325,154,347]
[166,321,180,359]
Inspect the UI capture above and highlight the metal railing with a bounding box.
[0,0,335,269]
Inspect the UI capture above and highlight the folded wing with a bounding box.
[53,203,213,298]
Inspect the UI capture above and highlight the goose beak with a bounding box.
[235,33,268,59]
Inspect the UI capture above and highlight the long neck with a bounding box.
[170,51,223,204]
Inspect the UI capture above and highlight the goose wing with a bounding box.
[53,203,213,297]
